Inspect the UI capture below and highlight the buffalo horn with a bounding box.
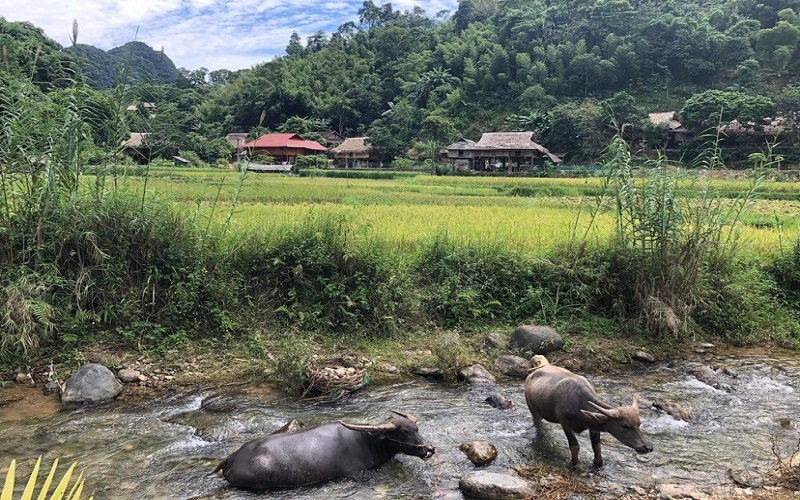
[339,421,397,434]
[588,401,621,419]
[391,411,418,423]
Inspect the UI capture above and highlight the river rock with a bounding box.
[459,472,535,499]
[117,368,143,383]
[687,366,734,392]
[493,355,530,378]
[485,332,507,349]
[727,468,764,488]
[61,363,123,405]
[460,364,496,384]
[271,419,306,434]
[42,381,61,395]
[459,440,498,466]
[510,325,564,355]
[657,483,711,499]
[653,398,692,421]
[413,367,444,379]
[632,350,656,363]
[485,393,514,410]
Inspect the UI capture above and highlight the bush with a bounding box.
[294,154,329,170]
[232,212,415,335]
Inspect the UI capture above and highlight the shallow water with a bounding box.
[1,348,799,499]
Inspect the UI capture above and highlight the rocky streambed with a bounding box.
[1,345,800,499]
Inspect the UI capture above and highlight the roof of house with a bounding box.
[243,133,327,152]
[446,138,477,150]
[318,131,345,143]
[126,102,156,112]
[121,132,148,148]
[225,133,249,146]
[330,137,372,155]
[648,112,684,130]
[474,132,562,163]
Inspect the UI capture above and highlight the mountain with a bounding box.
[66,41,179,89]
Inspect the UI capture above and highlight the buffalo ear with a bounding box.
[581,409,608,424]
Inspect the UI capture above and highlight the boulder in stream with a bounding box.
[61,363,122,405]
[459,471,535,499]
[493,355,530,378]
[510,325,563,355]
[652,398,692,421]
[459,440,498,466]
[485,393,514,410]
[459,364,496,385]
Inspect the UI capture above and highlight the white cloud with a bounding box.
[1,0,457,70]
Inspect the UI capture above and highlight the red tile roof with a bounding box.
[243,133,327,152]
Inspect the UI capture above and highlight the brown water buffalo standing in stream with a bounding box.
[213,412,435,490]
[524,364,653,467]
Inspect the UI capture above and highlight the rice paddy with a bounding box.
[121,167,800,258]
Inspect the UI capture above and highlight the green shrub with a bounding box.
[232,212,414,335]
[294,154,329,170]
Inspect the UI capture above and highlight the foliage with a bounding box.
[294,154,329,170]
[583,135,778,340]
[1,456,92,500]
[679,89,775,129]
[231,212,415,334]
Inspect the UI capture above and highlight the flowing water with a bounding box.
[1,347,799,499]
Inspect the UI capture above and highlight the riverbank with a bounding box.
[3,328,800,499]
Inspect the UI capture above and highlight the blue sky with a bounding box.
[2,0,457,71]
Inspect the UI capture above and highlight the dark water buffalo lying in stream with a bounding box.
[525,364,653,467]
[213,411,435,490]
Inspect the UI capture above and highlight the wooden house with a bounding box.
[447,132,560,173]
[647,112,693,146]
[242,133,327,163]
[121,132,150,163]
[445,138,477,169]
[317,131,345,148]
[330,137,375,168]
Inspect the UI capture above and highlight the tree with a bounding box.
[680,90,775,129]
[286,33,304,57]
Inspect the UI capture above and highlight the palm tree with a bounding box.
[410,67,460,106]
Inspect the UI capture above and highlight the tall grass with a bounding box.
[582,135,785,341]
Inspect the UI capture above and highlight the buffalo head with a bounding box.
[580,395,653,454]
[339,411,436,459]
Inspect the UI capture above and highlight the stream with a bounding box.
[1,347,799,499]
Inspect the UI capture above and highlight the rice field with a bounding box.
[119,168,800,257]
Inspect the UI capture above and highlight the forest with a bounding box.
[4,0,800,165]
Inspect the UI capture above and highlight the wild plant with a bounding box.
[589,134,762,338]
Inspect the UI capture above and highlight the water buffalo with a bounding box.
[524,364,653,467]
[213,412,436,490]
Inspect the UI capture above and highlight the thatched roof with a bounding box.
[446,138,477,150]
[719,117,785,136]
[225,133,249,147]
[121,132,148,149]
[648,112,684,130]
[330,137,372,155]
[474,132,561,163]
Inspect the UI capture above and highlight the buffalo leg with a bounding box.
[561,424,580,467]
[590,429,603,467]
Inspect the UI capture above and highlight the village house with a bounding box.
[446,132,560,173]
[317,131,345,148]
[120,132,150,163]
[225,133,249,158]
[647,111,693,147]
[242,133,328,163]
[329,137,376,168]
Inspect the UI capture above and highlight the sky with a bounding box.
[1,0,457,71]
